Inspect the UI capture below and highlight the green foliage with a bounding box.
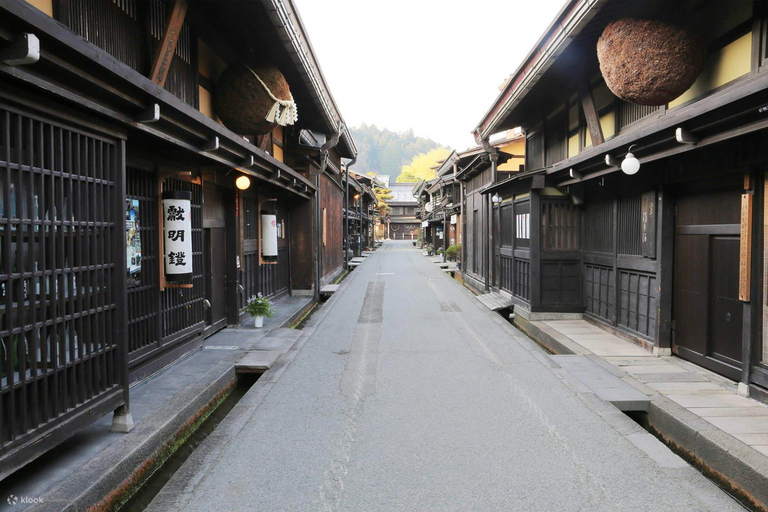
[245,296,275,318]
[395,148,451,183]
[350,124,447,179]
[374,186,393,217]
[445,243,462,262]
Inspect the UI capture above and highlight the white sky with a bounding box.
[293,0,567,150]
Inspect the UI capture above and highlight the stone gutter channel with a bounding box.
[515,315,768,512]
[14,296,318,512]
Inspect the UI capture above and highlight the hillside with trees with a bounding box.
[395,148,452,183]
[351,124,447,179]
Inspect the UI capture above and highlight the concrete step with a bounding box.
[551,355,650,412]
[320,284,340,295]
[476,293,515,311]
[235,350,283,374]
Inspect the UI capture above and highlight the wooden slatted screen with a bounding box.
[0,105,121,454]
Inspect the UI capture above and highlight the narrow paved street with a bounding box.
[148,241,740,511]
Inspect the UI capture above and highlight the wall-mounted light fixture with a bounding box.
[621,145,640,175]
[235,175,251,190]
[491,193,502,204]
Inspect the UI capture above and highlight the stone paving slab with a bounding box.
[635,372,712,382]
[530,316,768,506]
[705,416,768,434]
[623,364,690,374]
[666,394,763,409]
[647,382,724,392]
[691,407,768,417]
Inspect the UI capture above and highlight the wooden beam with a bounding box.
[675,127,699,145]
[136,103,160,123]
[580,85,604,146]
[200,136,219,151]
[149,0,188,88]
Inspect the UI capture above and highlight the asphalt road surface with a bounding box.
[147,240,743,512]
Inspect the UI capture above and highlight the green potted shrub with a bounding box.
[445,243,461,262]
[245,295,275,328]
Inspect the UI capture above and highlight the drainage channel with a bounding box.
[118,374,259,511]
[625,410,757,512]
[497,309,758,510]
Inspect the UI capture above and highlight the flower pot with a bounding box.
[254,315,264,328]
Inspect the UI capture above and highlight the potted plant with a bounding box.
[245,295,275,328]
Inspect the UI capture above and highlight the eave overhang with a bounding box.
[473,0,604,142]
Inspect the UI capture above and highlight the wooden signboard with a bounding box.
[739,192,753,301]
[641,190,656,258]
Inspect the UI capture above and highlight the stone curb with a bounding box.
[511,302,768,511]
[31,357,240,511]
[29,296,321,511]
[143,251,368,510]
[648,395,768,511]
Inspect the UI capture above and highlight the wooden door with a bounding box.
[203,184,227,336]
[673,189,742,380]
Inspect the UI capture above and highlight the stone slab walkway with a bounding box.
[538,319,768,458]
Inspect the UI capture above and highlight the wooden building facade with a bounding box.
[343,171,377,257]
[0,0,356,479]
[456,133,526,292]
[471,0,768,401]
[386,183,420,240]
[415,152,462,256]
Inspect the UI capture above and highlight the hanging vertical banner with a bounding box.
[162,190,193,282]
[262,213,278,257]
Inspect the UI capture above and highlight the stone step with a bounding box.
[320,284,340,295]
[235,350,282,374]
[476,293,514,311]
[551,355,650,412]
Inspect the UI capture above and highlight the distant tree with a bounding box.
[395,148,451,183]
[350,124,447,179]
[374,186,393,217]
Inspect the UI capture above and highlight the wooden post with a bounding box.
[656,186,675,352]
[530,189,541,308]
[149,0,188,88]
[740,192,753,301]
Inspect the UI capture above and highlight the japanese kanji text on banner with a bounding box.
[162,190,194,282]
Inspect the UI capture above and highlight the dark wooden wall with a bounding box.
[319,173,342,282]
[60,0,197,107]
[582,186,658,339]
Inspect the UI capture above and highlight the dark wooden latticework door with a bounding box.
[0,104,124,476]
[126,169,204,382]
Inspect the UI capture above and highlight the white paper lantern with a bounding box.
[262,214,278,257]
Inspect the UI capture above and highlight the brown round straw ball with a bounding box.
[597,18,706,106]
[213,62,292,135]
